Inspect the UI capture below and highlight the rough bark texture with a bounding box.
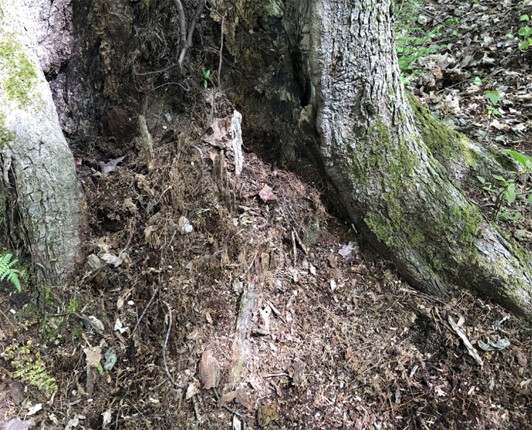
[299,0,531,315]
[0,0,80,283]
[214,0,531,316]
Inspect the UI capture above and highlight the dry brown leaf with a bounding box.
[219,390,237,406]
[198,349,220,390]
[185,382,201,400]
[84,346,102,368]
[290,359,306,387]
[236,388,253,411]
[258,185,277,203]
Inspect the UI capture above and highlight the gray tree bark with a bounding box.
[299,0,531,315]
[214,0,531,316]
[0,0,80,284]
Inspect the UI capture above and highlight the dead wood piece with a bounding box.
[228,283,257,388]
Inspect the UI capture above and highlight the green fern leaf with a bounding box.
[0,253,22,291]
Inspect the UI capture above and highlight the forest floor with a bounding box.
[1,0,531,429]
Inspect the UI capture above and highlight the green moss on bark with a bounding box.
[409,94,515,177]
[0,34,38,107]
[365,195,483,285]
[361,117,484,285]
[473,228,532,316]
[0,112,15,147]
[408,94,478,167]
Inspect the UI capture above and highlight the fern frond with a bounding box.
[0,252,22,291]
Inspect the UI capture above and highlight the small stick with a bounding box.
[291,230,297,265]
[177,1,206,74]
[174,0,188,61]
[131,284,160,335]
[192,395,202,422]
[162,301,186,389]
[217,15,225,90]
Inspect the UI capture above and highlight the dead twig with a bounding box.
[131,284,160,335]
[162,301,186,389]
[209,11,225,120]
[0,307,17,331]
[192,394,202,422]
[176,0,206,74]
[216,14,224,89]
[174,0,188,62]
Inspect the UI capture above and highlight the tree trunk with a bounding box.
[214,0,531,316]
[300,0,531,315]
[0,0,80,284]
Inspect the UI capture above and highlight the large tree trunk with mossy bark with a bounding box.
[212,0,531,316]
[0,0,81,284]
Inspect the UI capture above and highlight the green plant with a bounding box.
[507,15,531,50]
[517,25,532,50]
[0,252,22,291]
[394,0,456,83]
[3,340,58,394]
[483,90,501,116]
[477,175,516,220]
[477,150,532,221]
[518,14,531,50]
[506,149,532,197]
[202,69,212,88]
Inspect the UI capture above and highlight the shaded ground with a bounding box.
[1,0,531,429]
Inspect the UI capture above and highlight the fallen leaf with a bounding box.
[258,185,277,203]
[448,315,483,367]
[104,348,118,371]
[257,404,278,428]
[2,417,35,430]
[99,156,126,175]
[8,379,24,405]
[100,252,123,267]
[178,216,193,234]
[114,318,128,334]
[101,410,112,427]
[236,388,253,411]
[65,414,85,430]
[86,254,102,270]
[254,306,271,335]
[198,350,220,390]
[490,119,509,130]
[290,359,306,387]
[84,346,102,368]
[219,390,237,406]
[26,403,42,416]
[338,242,357,258]
[232,415,242,430]
[477,338,510,351]
[87,316,105,333]
[515,350,527,368]
[186,382,201,400]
